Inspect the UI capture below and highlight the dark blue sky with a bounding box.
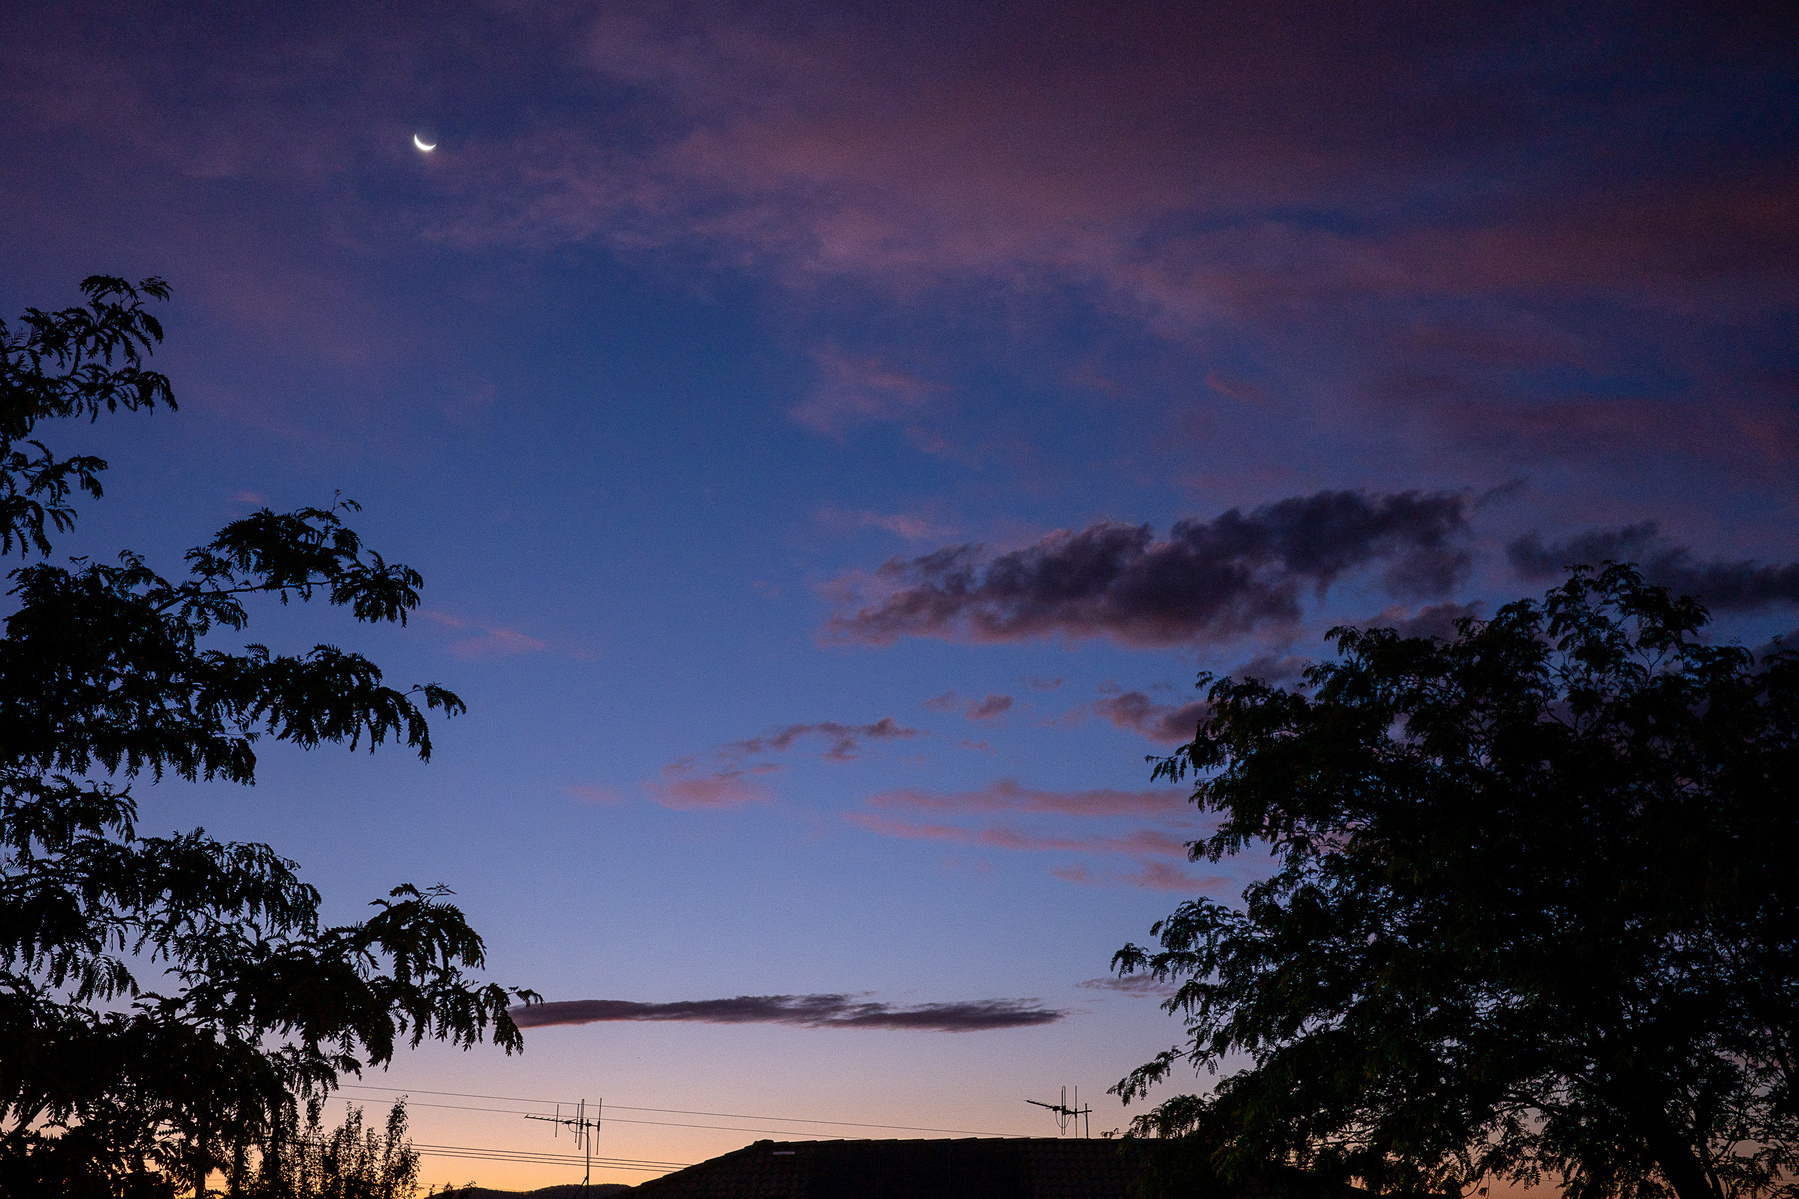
[4,0,1796,1186]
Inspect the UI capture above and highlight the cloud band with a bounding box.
[513,994,1064,1032]
[827,489,1470,647]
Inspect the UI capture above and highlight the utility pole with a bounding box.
[526,1097,602,1194]
[1026,1086,1092,1138]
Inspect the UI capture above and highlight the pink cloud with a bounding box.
[790,349,951,439]
[1052,861,1230,893]
[448,626,549,659]
[13,2,1795,490]
[726,717,921,762]
[867,779,1186,819]
[965,693,1013,721]
[922,691,1014,723]
[647,715,923,812]
[1093,692,1207,746]
[414,9,1797,334]
[419,609,549,659]
[846,812,1190,860]
[646,772,776,810]
[816,508,960,543]
[1078,975,1179,997]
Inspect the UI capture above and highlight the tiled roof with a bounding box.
[627,1137,1140,1199]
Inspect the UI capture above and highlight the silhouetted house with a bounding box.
[628,1137,1139,1199]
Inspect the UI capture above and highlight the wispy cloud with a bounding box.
[1053,860,1226,893]
[647,715,923,809]
[1508,524,1799,612]
[645,772,776,810]
[848,812,1190,861]
[1079,975,1179,998]
[867,779,1185,819]
[790,349,952,450]
[1093,692,1207,746]
[725,717,922,762]
[817,507,960,543]
[824,489,1471,648]
[1352,602,1481,640]
[923,691,1014,722]
[419,609,549,659]
[14,1,1796,488]
[849,779,1222,891]
[513,993,1063,1032]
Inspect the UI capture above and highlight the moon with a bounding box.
[413,134,436,152]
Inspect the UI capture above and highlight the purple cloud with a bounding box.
[825,489,1471,647]
[1352,602,1482,640]
[645,772,776,810]
[1093,692,1207,746]
[1508,524,1799,612]
[847,812,1189,859]
[924,691,1015,722]
[866,779,1185,819]
[513,994,1062,1032]
[1051,861,1230,893]
[728,718,921,762]
[1078,975,1179,997]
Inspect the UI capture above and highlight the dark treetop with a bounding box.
[0,277,536,1198]
[1115,566,1798,1199]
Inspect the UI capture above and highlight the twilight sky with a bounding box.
[4,0,1798,1188]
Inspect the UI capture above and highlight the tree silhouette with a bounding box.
[1115,566,1798,1199]
[224,1098,468,1199]
[0,277,536,1197]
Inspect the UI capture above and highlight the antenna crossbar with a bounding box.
[525,1097,603,1194]
[1025,1086,1092,1138]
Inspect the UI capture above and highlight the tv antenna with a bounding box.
[526,1097,602,1194]
[1026,1086,1091,1138]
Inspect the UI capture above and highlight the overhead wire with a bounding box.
[389,1098,863,1140]
[329,1080,1035,1180]
[335,1082,1031,1138]
[409,1143,687,1172]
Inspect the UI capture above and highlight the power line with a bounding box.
[336,1083,1031,1138]
[410,1143,686,1172]
[373,1098,886,1141]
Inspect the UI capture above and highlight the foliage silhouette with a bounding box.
[223,1098,466,1199]
[0,277,537,1197]
[1114,566,1798,1199]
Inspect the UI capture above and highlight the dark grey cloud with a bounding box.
[1755,629,1799,659]
[729,717,920,761]
[826,489,1471,647]
[1508,523,1799,612]
[1093,692,1207,745]
[924,691,1015,721]
[513,994,1063,1032]
[1354,601,1483,640]
[866,779,1184,818]
[1078,975,1178,998]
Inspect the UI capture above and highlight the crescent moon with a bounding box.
[413,134,437,152]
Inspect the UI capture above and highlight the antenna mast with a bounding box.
[1025,1086,1092,1138]
[526,1097,603,1194]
